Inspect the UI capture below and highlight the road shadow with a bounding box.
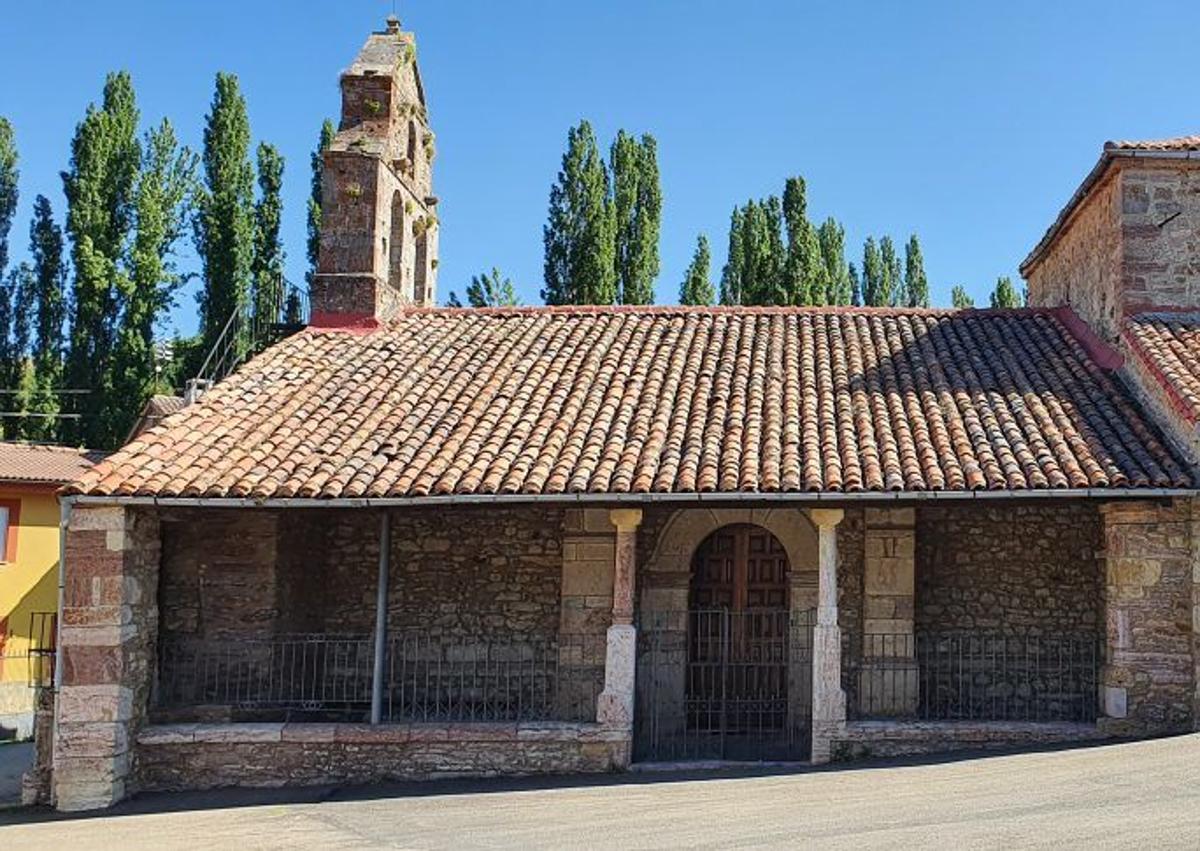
[0,734,1147,826]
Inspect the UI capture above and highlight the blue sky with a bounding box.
[2,1,1198,334]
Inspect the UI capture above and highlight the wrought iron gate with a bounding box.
[635,608,814,762]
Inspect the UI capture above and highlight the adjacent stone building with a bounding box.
[31,20,1200,811]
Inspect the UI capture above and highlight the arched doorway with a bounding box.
[635,522,813,763]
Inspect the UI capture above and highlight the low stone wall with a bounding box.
[831,720,1110,761]
[136,722,629,791]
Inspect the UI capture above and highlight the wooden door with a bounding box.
[690,525,789,612]
[688,525,791,740]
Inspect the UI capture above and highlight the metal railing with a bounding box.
[187,282,310,401]
[0,612,57,689]
[156,631,606,725]
[844,630,1100,723]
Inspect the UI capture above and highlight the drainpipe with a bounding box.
[370,510,391,725]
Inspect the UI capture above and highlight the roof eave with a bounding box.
[63,487,1197,510]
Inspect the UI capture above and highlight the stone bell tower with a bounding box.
[311,16,439,326]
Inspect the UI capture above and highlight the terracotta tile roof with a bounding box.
[1106,136,1200,152]
[1124,313,1200,425]
[0,442,106,486]
[125,395,187,442]
[67,307,1191,499]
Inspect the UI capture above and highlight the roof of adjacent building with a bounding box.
[0,442,106,486]
[1124,313,1200,425]
[1021,133,1200,274]
[65,306,1191,500]
[1106,135,1200,152]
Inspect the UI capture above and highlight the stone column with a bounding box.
[53,504,160,812]
[809,508,845,764]
[596,509,643,751]
[1098,500,1195,736]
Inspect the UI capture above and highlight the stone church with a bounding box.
[30,19,1200,811]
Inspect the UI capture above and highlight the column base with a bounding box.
[596,624,637,731]
[811,623,846,765]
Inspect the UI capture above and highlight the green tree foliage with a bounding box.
[679,234,714,306]
[719,206,746,305]
[455,267,520,307]
[817,218,851,305]
[880,235,901,307]
[62,71,141,448]
[194,72,254,352]
[542,121,616,305]
[306,118,335,285]
[781,177,824,305]
[611,132,660,305]
[862,237,885,306]
[849,262,862,307]
[950,285,974,308]
[0,118,17,281]
[737,198,786,305]
[109,120,196,444]
[904,234,929,308]
[990,276,1022,308]
[252,142,285,339]
[24,196,68,440]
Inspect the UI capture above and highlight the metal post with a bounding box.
[370,511,391,725]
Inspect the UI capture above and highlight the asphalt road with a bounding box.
[5,735,1200,849]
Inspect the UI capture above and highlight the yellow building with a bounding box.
[0,442,101,740]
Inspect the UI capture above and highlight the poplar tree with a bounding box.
[611,132,660,305]
[194,72,254,351]
[740,198,785,305]
[951,285,974,308]
[306,119,335,285]
[543,121,616,305]
[252,142,285,337]
[904,234,929,308]
[24,196,67,440]
[862,238,885,306]
[719,206,745,305]
[849,262,863,306]
[109,120,195,443]
[782,177,824,305]
[62,71,141,448]
[880,235,901,307]
[461,267,520,307]
[817,218,851,305]
[679,234,714,306]
[0,118,16,283]
[990,276,1022,308]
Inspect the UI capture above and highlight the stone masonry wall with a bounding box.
[321,507,563,640]
[1100,499,1196,735]
[157,507,564,644]
[1026,159,1200,343]
[915,503,1103,635]
[1119,161,1200,313]
[1026,169,1124,341]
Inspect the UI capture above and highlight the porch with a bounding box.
[45,496,1199,808]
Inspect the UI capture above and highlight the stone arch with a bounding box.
[640,508,820,621]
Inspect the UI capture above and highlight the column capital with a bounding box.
[609,508,644,533]
[808,508,845,529]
